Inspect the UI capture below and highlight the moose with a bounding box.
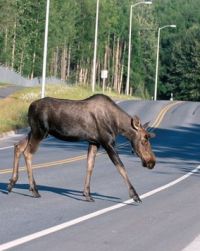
[8,94,156,202]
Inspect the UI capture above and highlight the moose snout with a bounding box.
[142,158,156,169]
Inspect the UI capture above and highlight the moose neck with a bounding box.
[117,111,136,140]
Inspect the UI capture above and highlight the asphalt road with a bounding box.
[0,86,23,99]
[0,99,200,251]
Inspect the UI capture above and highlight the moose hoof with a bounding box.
[86,196,95,202]
[7,183,13,193]
[29,187,41,198]
[129,189,142,203]
[133,195,142,203]
[7,179,15,193]
[83,193,95,202]
[32,191,41,198]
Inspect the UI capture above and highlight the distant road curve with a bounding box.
[0,85,23,99]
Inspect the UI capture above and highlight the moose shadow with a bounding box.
[0,182,122,202]
[152,123,200,162]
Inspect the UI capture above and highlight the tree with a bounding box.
[163,26,200,101]
[0,0,17,66]
[154,0,200,100]
[49,0,78,81]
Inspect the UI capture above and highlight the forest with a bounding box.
[0,0,199,101]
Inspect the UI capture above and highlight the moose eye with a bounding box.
[142,138,148,145]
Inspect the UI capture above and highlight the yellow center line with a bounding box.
[150,101,183,130]
[0,101,183,175]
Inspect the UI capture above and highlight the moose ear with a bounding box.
[148,132,156,138]
[131,116,141,131]
[143,121,150,130]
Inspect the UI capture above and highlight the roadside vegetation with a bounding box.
[0,84,138,134]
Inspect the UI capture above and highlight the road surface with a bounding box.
[0,99,200,251]
[0,85,23,99]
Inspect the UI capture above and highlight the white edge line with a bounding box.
[0,136,54,151]
[182,234,200,251]
[0,165,199,251]
[0,146,14,150]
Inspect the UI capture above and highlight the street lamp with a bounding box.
[126,1,152,96]
[41,0,50,98]
[154,24,176,101]
[91,0,100,93]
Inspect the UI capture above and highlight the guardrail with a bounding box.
[0,66,65,87]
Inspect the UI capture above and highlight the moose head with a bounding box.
[131,116,156,169]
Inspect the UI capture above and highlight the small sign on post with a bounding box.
[101,70,108,93]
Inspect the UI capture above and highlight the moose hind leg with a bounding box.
[23,135,41,198]
[83,143,99,202]
[8,136,29,193]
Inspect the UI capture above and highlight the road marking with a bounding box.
[0,146,13,150]
[0,101,182,174]
[0,136,53,151]
[0,143,128,174]
[150,101,183,130]
[182,234,200,251]
[0,165,199,251]
[0,154,88,174]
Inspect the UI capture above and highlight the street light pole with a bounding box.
[126,1,152,96]
[92,0,100,93]
[41,0,50,98]
[154,24,176,101]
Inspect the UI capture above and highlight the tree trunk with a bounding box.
[11,21,17,69]
[118,42,126,94]
[61,46,67,80]
[113,37,120,92]
[31,15,39,79]
[19,44,25,75]
[4,28,8,66]
[83,67,88,85]
[102,42,109,91]
[66,45,71,82]
[30,51,36,79]
[54,46,59,76]
[106,34,111,88]
[79,65,83,84]
[76,63,80,84]
[111,34,116,89]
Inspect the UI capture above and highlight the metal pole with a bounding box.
[92,0,99,93]
[126,5,133,96]
[154,28,160,101]
[41,0,50,98]
[126,1,152,96]
[154,25,176,101]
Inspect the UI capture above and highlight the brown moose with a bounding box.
[8,94,156,202]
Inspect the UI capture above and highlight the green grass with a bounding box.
[0,84,139,134]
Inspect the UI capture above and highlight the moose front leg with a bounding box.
[83,143,99,202]
[8,136,29,193]
[104,144,141,203]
